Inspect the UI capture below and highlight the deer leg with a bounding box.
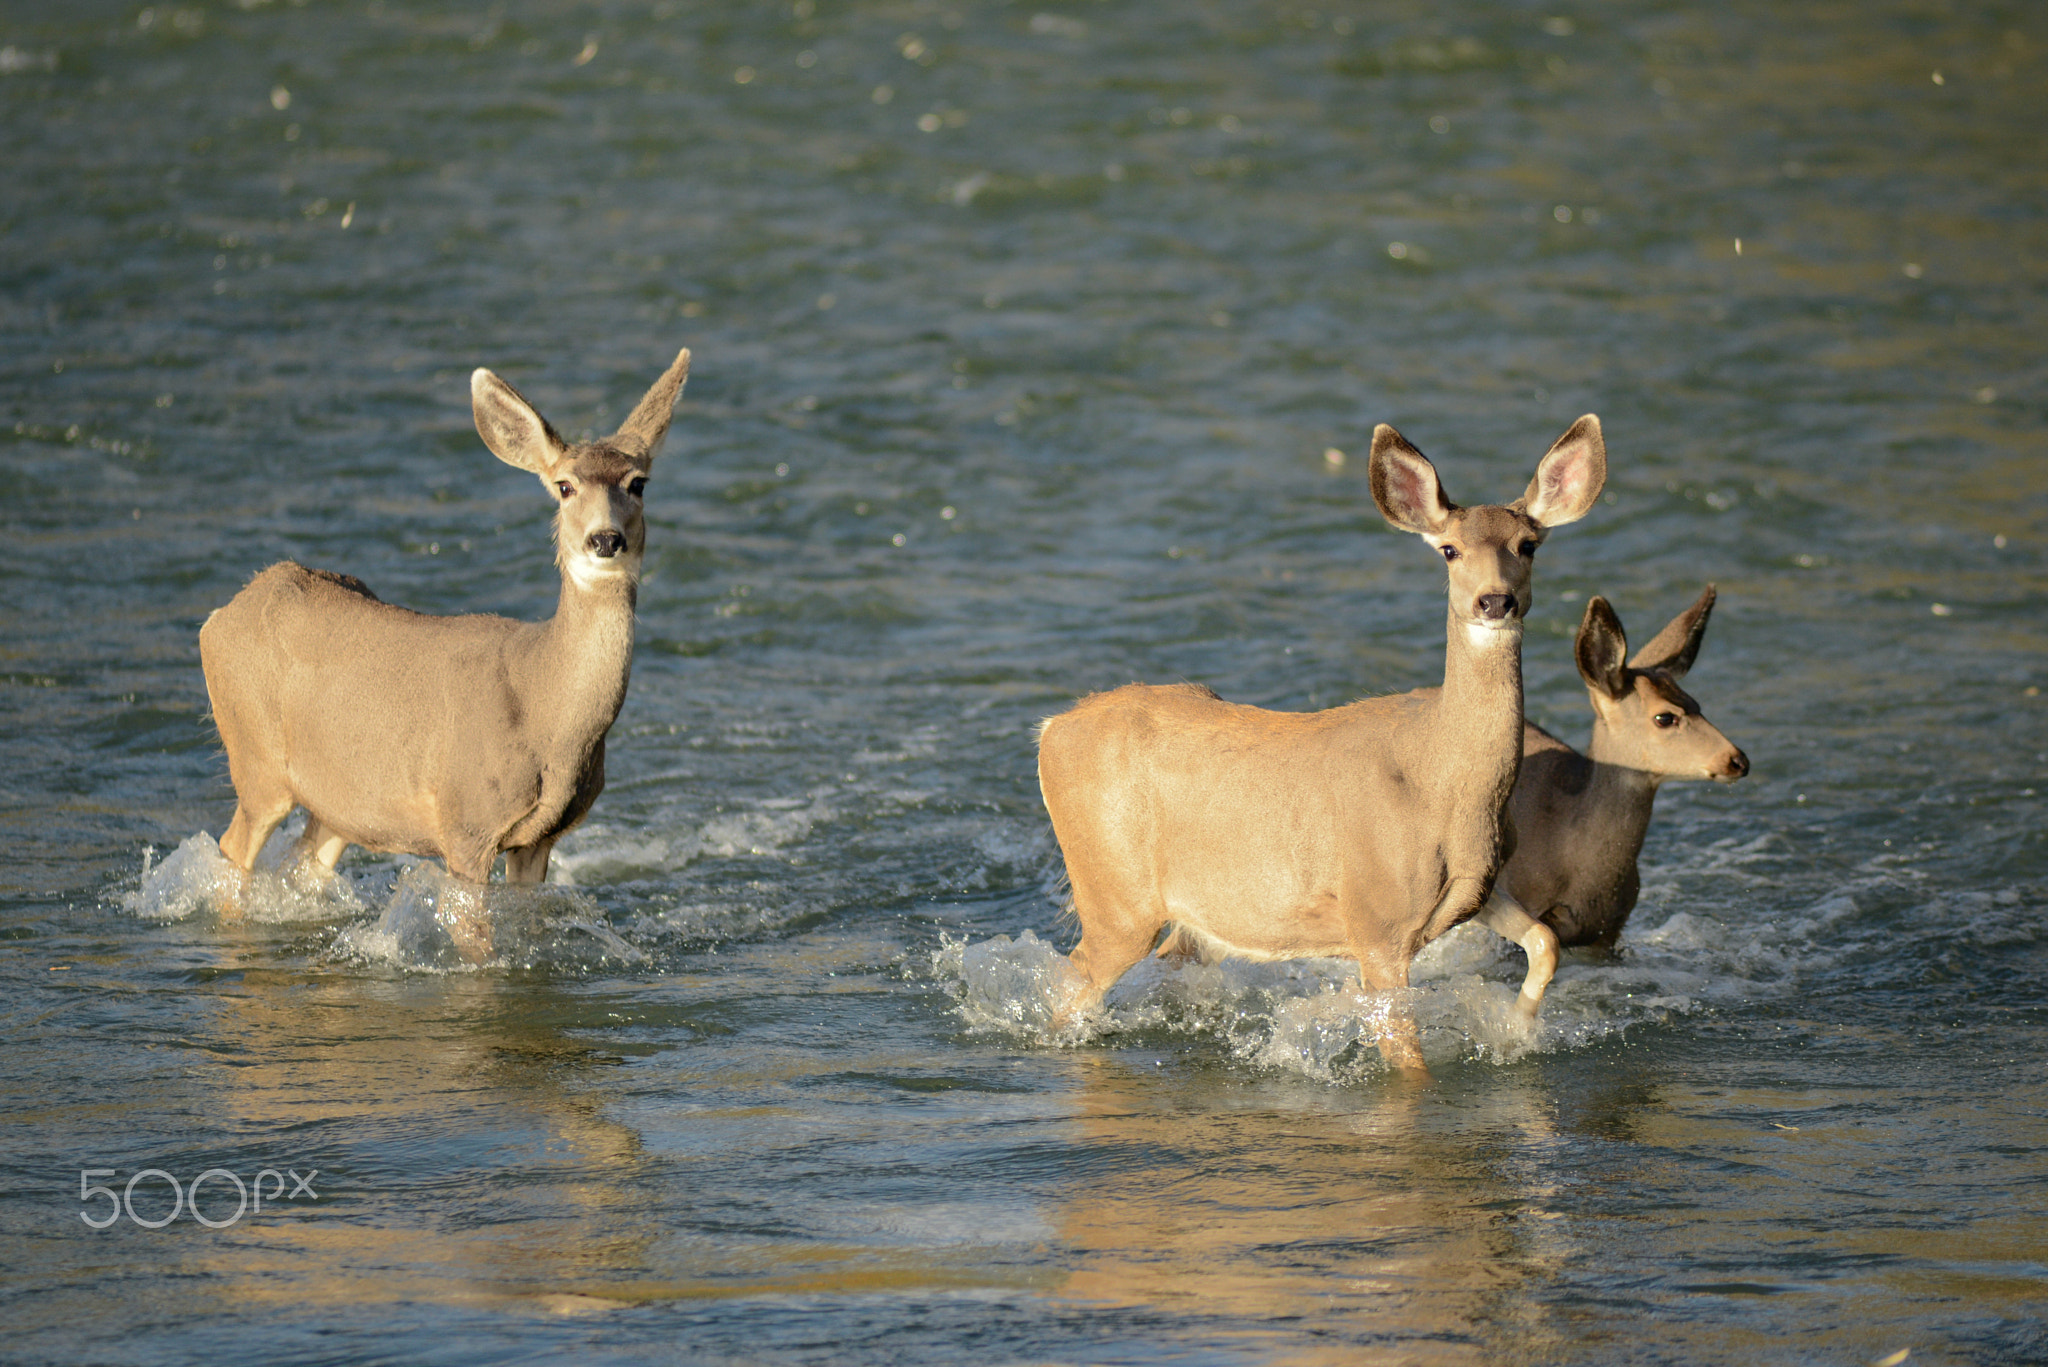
[439,847,497,965]
[1064,923,1157,1010]
[1356,946,1431,1082]
[1152,925,1213,966]
[1477,888,1560,1020]
[503,841,554,885]
[289,816,350,873]
[220,796,292,871]
[438,881,495,966]
[1055,872,1163,1024]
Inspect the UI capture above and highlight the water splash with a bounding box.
[931,891,1818,1084]
[331,864,644,973]
[125,831,643,973]
[125,830,362,924]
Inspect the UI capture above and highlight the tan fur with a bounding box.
[1038,417,1607,1077]
[199,349,691,934]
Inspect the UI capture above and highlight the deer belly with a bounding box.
[1164,890,1354,962]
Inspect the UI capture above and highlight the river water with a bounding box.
[3,1,2044,1362]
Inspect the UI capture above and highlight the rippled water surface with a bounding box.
[4,1,2046,1362]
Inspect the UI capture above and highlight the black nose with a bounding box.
[1725,749,1749,779]
[588,530,626,558]
[1477,593,1515,620]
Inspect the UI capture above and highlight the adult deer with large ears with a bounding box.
[1037,416,1606,1078]
[1492,586,1749,949]
[199,349,690,955]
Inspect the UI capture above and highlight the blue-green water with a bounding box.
[3,1,2044,1362]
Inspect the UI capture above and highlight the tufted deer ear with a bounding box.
[472,368,569,476]
[1369,425,1457,535]
[1518,414,1606,528]
[1575,595,1631,700]
[611,347,692,466]
[1628,583,1716,677]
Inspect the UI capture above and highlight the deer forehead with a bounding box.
[1428,506,1543,551]
[551,443,649,484]
[1630,671,1700,714]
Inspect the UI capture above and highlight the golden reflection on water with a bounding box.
[182,963,668,1315]
[181,945,1055,1315]
[1044,1057,1578,1364]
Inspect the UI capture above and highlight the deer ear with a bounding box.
[1519,414,1606,528]
[472,368,567,475]
[613,347,691,464]
[1576,596,1630,699]
[1369,425,1456,535]
[1629,583,1716,677]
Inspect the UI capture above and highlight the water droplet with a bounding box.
[270,85,290,110]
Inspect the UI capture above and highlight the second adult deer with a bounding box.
[1036,417,1606,1075]
[199,349,690,957]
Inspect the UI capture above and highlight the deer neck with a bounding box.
[1579,716,1663,845]
[1435,609,1525,791]
[531,570,638,741]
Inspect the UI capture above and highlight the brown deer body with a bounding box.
[1037,418,1606,1075]
[1490,587,1748,948]
[199,350,690,932]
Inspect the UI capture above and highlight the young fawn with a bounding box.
[1494,586,1749,948]
[199,350,690,955]
[1037,417,1606,1076]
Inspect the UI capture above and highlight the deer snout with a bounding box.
[1476,592,1517,621]
[587,529,627,559]
[1716,748,1750,782]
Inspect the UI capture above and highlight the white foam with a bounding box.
[931,883,1829,1083]
[933,930,1090,1042]
[126,830,643,973]
[330,863,645,972]
[125,830,363,924]
[552,791,838,886]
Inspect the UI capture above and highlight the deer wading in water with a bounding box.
[1036,417,1606,1077]
[1159,586,1750,969]
[199,349,690,959]
[1483,586,1749,948]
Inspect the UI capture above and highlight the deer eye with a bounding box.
[1653,712,1680,729]
[1519,540,1538,557]
[555,481,575,500]
[1440,545,1459,562]
[628,478,647,498]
